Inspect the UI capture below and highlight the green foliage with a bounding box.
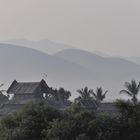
[116,100,140,123]
[0,102,62,140]
[45,119,73,140]
[57,88,71,102]
[76,134,91,140]
[49,87,71,102]
[115,100,140,140]
[45,104,94,140]
[87,114,120,140]
[65,103,94,121]
[1,98,140,140]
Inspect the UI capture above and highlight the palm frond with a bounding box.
[76,89,83,94]
[104,90,108,95]
[120,90,132,96]
[92,92,97,98]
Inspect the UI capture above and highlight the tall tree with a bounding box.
[92,87,108,102]
[120,80,140,104]
[58,88,71,102]
[44,87,71,103]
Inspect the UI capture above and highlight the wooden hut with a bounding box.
[7,79,49,103]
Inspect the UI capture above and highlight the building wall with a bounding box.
[12,92,45,103]
[34,92,44,99]
[14,94,34,101]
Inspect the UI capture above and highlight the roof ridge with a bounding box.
[17,82,40,84]
[7,80,48,94]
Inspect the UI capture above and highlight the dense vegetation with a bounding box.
[0,100,140,140]
[0,80,140,140]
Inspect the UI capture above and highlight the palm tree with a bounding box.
[92,87,108,102]
[120,80,140,104]
[77,87,93,99]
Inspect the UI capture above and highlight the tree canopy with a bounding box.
[0,100,140,140]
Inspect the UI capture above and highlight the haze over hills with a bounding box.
[124,57,140,66]
[1,43,140,100]
[3,39,112,57]
[55,49,140,79]
[3,39,75,55]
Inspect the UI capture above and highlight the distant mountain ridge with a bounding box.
[0,43,140,100]
[125,57,140,65]
[3,39,75,55]
[55,49,140,79]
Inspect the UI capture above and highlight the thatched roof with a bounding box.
[7,79,49,94]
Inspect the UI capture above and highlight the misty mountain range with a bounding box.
[3,39,75,55]
[1,39,140,100]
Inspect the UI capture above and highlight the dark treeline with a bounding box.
[0,80,140,140]
[0,101,140,140]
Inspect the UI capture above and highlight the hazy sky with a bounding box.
[0,0,140,56]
